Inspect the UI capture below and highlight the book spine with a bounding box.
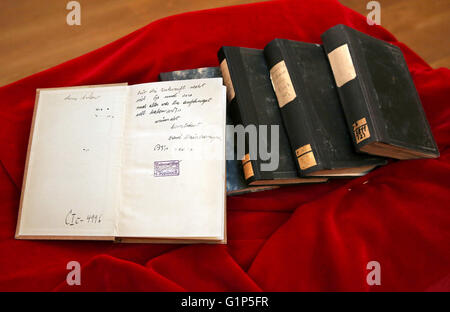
[264,40,323,176]
[321,26,379,150]
[218,47,258,184]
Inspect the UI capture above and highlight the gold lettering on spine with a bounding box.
[352,117,371,144]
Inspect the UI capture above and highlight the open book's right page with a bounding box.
[117,79,226,240]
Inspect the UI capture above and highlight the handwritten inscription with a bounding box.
[132,82,222,155]
[64,92,114,119]
[65,209,102,226]
[133,83,212,122]
[64,92,101,101]
[154,144,169,152]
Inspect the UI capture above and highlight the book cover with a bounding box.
[321,24,439,159]
[218,47,326,185]
[159,67,221,81]
[264,39,386,177]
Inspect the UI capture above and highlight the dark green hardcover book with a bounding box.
[218,47,327,185]
[321,24,439,159]
[159,67,278,195]
[263,39,386,177]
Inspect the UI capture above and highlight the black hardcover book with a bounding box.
[263,39,386,177]
[321,24,439,159]
[159,67,221,81]
[159,67,278,195]
[218,47,326,185]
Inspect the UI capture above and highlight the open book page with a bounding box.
[17,85,127,238]
[118,79,226,239]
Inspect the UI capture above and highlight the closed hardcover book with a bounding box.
[159,67,221,81]
[264,39,386,177]
[218,46,326,185]
[159,67,278,194]
[321,24,439,159]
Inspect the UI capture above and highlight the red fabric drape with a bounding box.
[0,0,448,291]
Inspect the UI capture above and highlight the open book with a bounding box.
[16,79,227,243]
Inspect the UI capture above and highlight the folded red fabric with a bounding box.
[0,0,448,291]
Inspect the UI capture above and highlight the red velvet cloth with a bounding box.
[0,0,449,291]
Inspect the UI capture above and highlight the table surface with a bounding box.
[0,0,449,87]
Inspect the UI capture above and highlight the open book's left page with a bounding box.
[16,84,128,239]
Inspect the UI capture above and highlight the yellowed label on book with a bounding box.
[298,151,317,170]
[242,153,250,164]
[352,117,371,144]
[243,161,254,179]
[295,144,312,157]
[220,59,235,102]
[296,144,317,170]
[270,60,296,107]
[327,44,356,87]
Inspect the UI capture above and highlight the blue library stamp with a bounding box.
[154,160,180,177]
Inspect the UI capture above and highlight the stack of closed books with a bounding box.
[160,24,439,196]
